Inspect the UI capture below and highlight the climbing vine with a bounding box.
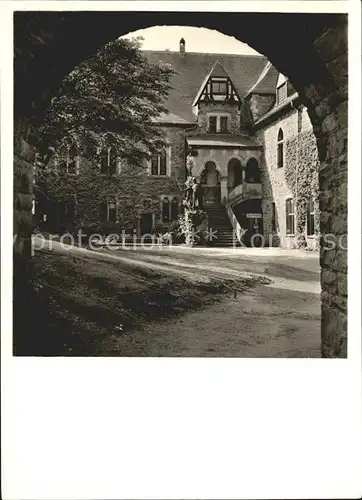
[285,130,320,249]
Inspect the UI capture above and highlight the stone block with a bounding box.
[326,54,348,89]
[315,23,348,63]
[335,101,348,130]
[337,274,348,297]
[321,113,338,134]
[14,192,33,212]
[321,304,347,358]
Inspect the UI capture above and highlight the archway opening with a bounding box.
[227,158,243,189]
[200,161,221,206]
[245,158,261,184]
[13,13,348,357]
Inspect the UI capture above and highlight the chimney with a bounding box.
[179,38,186,57]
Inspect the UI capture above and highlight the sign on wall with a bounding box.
[246,213,262,218]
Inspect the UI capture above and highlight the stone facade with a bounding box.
[38,125,188,236]
[257,104,320,249]
[197,101,242,133]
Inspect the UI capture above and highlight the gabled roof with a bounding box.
[244,61,279,97]
[191,60,241,106]
[143,50,268,121]
[192,61,233,106]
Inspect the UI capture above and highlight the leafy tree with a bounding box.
[36,36,175,166]
[33,36,176,231]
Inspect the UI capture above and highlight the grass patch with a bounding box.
[14,249,267,356]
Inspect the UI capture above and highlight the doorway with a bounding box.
[140,213,153,235]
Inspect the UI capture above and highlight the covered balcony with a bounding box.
[227,157,262,205]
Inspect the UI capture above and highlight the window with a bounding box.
[150,148,169,176]
[100,148,117,175]
[208,116,217,133]
[297,107,303,134]
[211,79,227,95]
[161,196,178,223]
[220,116,229,133]
[276,82,287,105]
[277,128,284,168]
[307,198,315,236]
[208,115,230,133]
[58,149,79,175]
[285,198,295,235]
[100,198,117,223]
[271,202,277,232]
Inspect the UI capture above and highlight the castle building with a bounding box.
[44,38,320,249]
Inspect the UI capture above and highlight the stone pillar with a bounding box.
[220,176,228,204]
[14,117,35,257]
[241,167,246,183]
[13,117,36,354]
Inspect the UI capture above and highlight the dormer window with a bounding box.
[192,62,241,106]
[211,78,227,95]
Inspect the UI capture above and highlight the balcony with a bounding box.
[228,182,262,205]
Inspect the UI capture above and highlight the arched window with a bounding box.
[227,158,243,188]
[150,148,169,176]
[277,129,284,168]
[245,158,261,183]
[100,147,118,175]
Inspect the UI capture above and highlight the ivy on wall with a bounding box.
[285,129,321,248]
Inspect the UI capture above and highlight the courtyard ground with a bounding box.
[14,239,321,357]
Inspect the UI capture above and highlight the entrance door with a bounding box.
[140,213,153,235]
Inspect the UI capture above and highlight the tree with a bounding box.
[36,36,175,166]
[33,37,176,233]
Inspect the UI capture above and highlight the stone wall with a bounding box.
[39,125,187,236]
[14,118,35,257]
[257,104,320,250]
[197,102,242,133]
[258,108,297,248]
[312,22,348,358]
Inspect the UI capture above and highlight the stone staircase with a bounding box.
[204,205,237,247]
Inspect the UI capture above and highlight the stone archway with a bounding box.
[13,11,348,357]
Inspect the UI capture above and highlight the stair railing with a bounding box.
[224,200,246,247]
